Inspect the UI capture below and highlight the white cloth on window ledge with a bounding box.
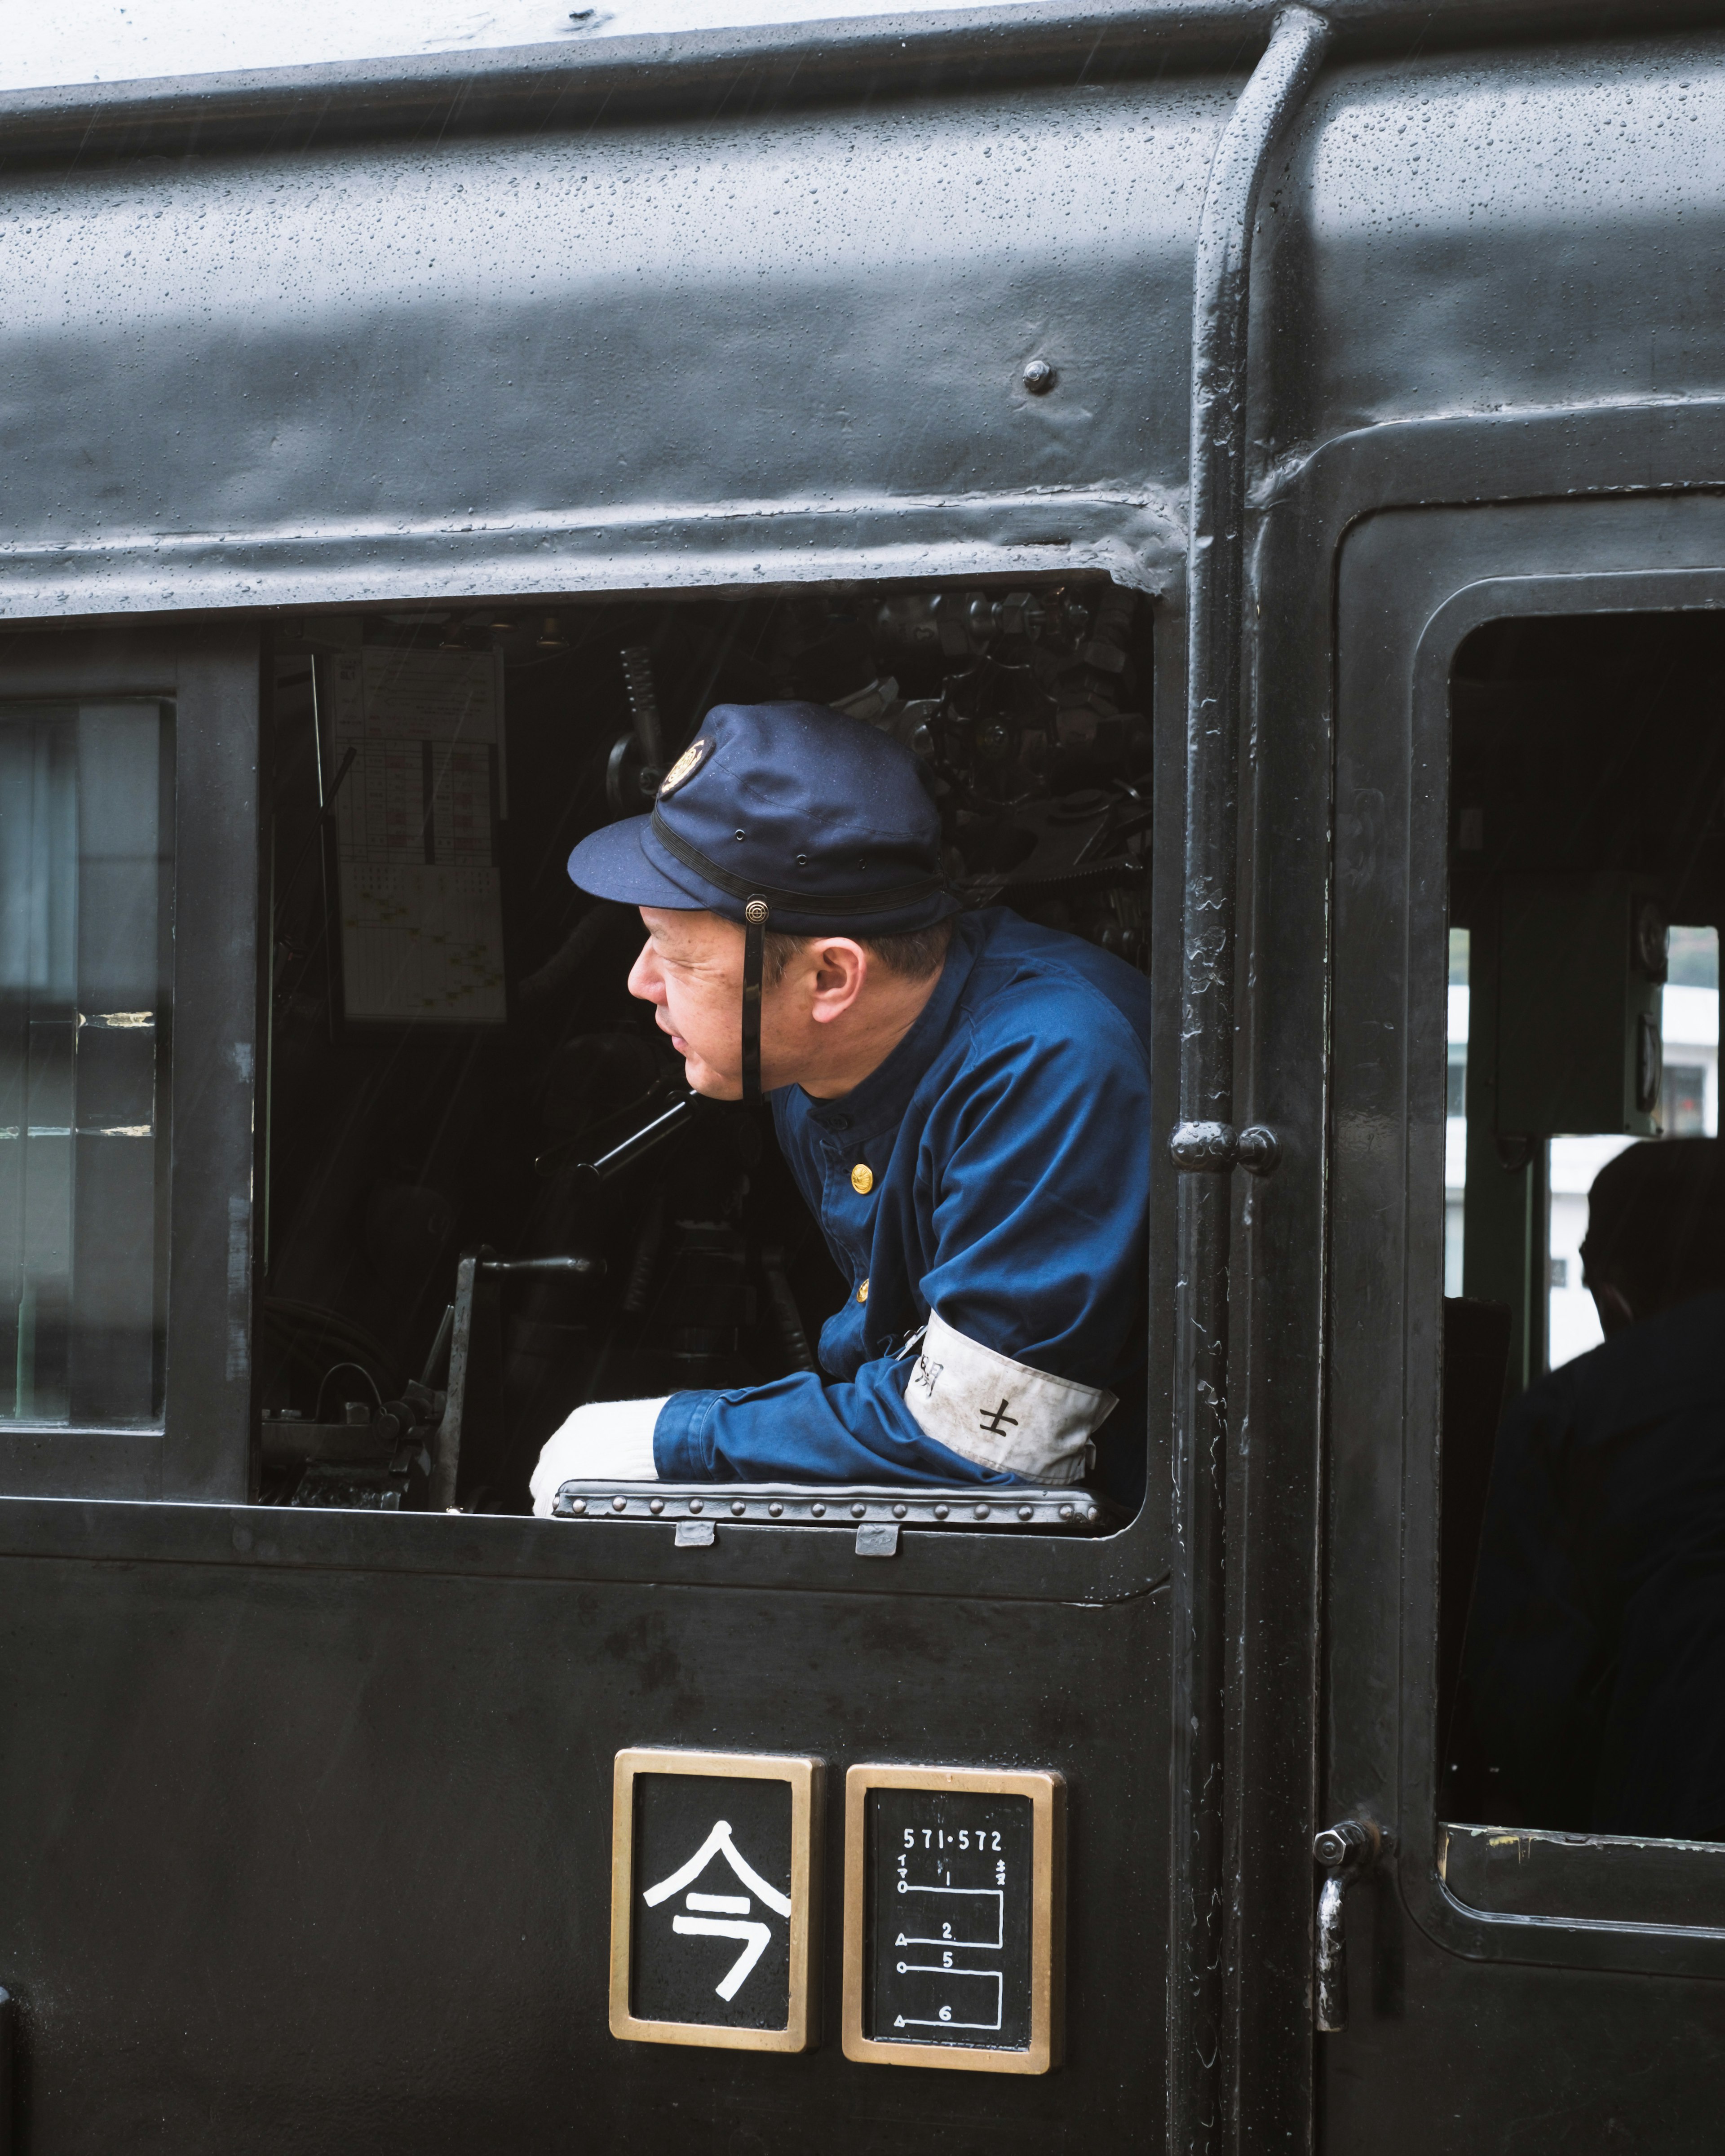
[531,1396,668,1515]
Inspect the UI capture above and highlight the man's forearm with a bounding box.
[654,1365,1011,1486]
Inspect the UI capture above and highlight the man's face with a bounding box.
[628,906,753,1098]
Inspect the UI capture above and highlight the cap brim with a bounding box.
[566,817,706,909]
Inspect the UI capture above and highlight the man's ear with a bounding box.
[806,937,869,1025]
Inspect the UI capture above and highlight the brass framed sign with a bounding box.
[841,1763,1065,2075]
[610,1748,822,2053]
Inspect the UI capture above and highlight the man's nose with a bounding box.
[627,939,663,1003]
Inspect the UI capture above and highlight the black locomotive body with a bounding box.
[0,3,1722,2150]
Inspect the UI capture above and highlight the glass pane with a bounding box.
[1442,614,1725,1842]
[0,702,172,1427]
[1446,928,1468,1297]
[1548,928,1719,1369]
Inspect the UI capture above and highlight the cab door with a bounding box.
[1322,495,1725,2154]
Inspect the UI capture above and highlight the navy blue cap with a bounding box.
[567,701,956,937]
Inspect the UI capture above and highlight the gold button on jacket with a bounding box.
[850,1163,874,1195]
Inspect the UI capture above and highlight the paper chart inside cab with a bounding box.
[325,647,507,1025]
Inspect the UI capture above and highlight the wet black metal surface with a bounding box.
[0,6,1725,2153]
[1166,12,1328,2156]
[0,0,1720,166]
[0,1551,1165,2154]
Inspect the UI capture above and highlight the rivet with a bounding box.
[735,829,745,841]
[569,1497,586,1514]
[975,1503,991,1520]
[851,1502,867,1519]
[649,1497,664,1514]
[934,1503,949,1519]
[689,1498,703,1514]
[611,1494,626,1511]
[796,852,809,866]
[769,1501,783,1516]
[893,1503,907,1518]
[1085,1507,1099,1522]
[1022,357,1057,395]
[811,1501,826,1517]
[1018,1505,1033,1520]
[1059,1503,1074,1519]
[731,1499,746,1515]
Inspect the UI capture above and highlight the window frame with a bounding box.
[1329,499,1725,1977]
[0,624,262,1502]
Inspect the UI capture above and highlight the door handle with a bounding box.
[1313,1819,1382,2033]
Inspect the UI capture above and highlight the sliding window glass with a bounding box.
[0,702,173,1428]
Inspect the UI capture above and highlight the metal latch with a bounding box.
[1313,1818,1383,2033]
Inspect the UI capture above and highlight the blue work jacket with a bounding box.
[652,906,1154,1495]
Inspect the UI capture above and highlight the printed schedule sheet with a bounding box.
[324,646,508,1025]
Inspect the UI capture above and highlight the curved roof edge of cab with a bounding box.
[3,0,1724,164]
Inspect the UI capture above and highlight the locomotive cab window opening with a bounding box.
[260,581,1154,1521]
[1438,611,1725,1848]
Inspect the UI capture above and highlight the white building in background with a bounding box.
[1446,985,1470,1300]
[1445,938,1721,1370]
[1548,981,1721,1365]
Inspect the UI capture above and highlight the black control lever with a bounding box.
[429,1248,607,1510]
[534,1089,701,1182]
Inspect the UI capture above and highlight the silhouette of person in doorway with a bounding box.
[1465,1138,1725,1837]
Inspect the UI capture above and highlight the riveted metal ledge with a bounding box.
[551,1480,1112,1529]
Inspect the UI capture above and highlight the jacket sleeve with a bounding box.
[652,1005,1151,1484]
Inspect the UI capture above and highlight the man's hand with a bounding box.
[530,1396,669,1515]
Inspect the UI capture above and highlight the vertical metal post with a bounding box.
[1168,11,1331,2155]
[0,1986,14,2156]
[429,1259,481,1509]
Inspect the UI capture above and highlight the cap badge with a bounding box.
[658,737,712,798]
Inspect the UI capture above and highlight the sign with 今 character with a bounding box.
[842,1763,1064,2075]
[610,1749,822,2052]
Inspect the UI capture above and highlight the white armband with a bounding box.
[901,1310,1115,1485]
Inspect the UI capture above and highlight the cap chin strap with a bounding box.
[741,897,769,1110]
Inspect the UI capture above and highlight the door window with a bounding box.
[1442,613,1725,1842]
[0,702,172,1428]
